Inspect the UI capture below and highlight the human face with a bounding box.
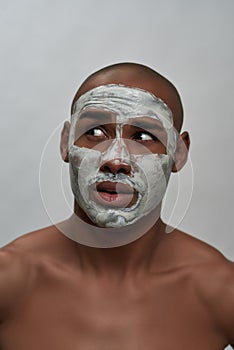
[68,85,176,228]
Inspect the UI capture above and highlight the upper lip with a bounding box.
[95,181,134,194]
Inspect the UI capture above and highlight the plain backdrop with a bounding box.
[1,1,234,347]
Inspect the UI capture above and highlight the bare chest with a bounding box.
[0,274,225,350]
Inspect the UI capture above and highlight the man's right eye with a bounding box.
[86,127,107,139]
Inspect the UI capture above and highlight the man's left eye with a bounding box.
[133,132,156,141]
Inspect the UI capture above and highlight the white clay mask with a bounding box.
[68,85,177,228]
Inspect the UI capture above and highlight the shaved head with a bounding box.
[72,63,184,131]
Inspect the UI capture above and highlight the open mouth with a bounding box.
[90,181,137,208]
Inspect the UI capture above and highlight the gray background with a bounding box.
[1,1,234,346]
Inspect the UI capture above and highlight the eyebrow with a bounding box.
[79,110,114,122]
[78,111,165,131]
[129,118,164,131]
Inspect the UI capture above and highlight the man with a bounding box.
[0,62,233,349]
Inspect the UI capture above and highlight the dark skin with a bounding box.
[0,63,234,349]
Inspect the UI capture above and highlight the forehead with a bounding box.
[72,84,173,128]
[69,85,178,157]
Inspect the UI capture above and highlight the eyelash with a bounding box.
[86,127,107,138]
[85,127,157,142]
[133,131,157,142]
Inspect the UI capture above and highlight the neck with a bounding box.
[59,205,167,281]
[75,218,166,280]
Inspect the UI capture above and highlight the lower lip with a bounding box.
[91,190,136,208]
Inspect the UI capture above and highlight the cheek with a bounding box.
[151,143,167,155]
[70,147,103,175]
[69,153,80,167]
[73,135,91,148]
[74,135,84,147]
[123,139,167,155]
[123,139,151,155]
[74,136,114,153]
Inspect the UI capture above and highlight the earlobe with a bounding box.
[172,131,190,172]
[60,121,70,163]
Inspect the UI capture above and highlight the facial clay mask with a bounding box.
[69,85,177,228]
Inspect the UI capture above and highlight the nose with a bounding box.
[100,159,132,175]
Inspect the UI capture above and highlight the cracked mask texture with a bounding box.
[69,85,176,228]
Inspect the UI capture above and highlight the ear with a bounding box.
[172,131,190,172]
[60,121,70,163]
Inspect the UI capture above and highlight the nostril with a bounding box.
[100,159,131,175]
[117,167,129,175]
[101,165,112,173]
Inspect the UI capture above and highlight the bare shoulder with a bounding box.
[171,229,234,343]
[193,249,234,344]
[0,225,69,322]
[170,228,233,282]
[0,243,32,322]
[4,223,76,260]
